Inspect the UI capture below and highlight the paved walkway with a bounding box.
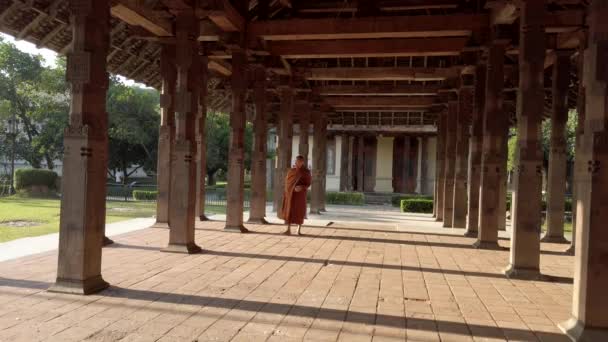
[0,208,573,341]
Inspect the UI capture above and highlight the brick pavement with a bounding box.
[0,218,573,341]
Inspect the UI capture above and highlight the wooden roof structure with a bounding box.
[0,0,588,129]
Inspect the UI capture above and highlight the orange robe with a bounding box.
[279,167,312,224]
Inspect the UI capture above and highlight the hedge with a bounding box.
[392,194,433,207]
[400,198,434,213]
[326,192,365,205]
[133,190,158,201]
[506,194,572,213]
[14,169,58,190]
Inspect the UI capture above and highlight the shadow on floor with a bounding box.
[0,277,568,341]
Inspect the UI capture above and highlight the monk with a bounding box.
[279,155,312,235]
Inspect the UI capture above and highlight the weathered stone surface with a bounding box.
[248,67,268,224]
[442,100,457,228]
[453,84,472,229]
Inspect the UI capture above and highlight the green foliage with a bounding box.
[132,190,158,201]
[325,192,365,205]
[400,199,434,213]
[391,194,433,207]
[14,169,58,190]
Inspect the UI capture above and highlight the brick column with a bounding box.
[50,0,111,295]
[434,110,447,221]
[274,86,294,214]
[567,42,586,255]
[466,64,486,237]
[453,80,473,228]
[443,99,458,228]
[155,46,176,228]
[559,2,608,339]
[247,67,268,224]
[475,42,506,249]
[163,12,202,252]
[505,0,546,278]
[542,52,571,243]
[310,111,323,214]
[195,54,209,221]
[298,111,310,165]
[224,49,249,232]
[340,133,349,191]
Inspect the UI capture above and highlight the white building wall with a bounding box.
[375,136,394,192]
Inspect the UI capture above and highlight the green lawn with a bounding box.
[0,197,226,243]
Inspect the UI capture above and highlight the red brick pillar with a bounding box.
[434,110,447,221]
[442,99,458,228]
[195,54,209,221]
[453,78,473,228]
[273,86,294,214]
[248,67,268,224]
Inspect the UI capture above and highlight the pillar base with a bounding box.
[162,243,202,254]
[224,225,250,233]
[503,265,541,280]
[442,221,452,228]
[565,244,575,255]
[247,217,269,224]
[559,317,608,342]
[153,221,170,229]
[472,240,502,250]
[435,217,443,222]
[198,215,210,221]
[103,236,114,246]
[310,210,322,215]
[540,234,570,244]
[48,276,109,295]
[463,230,478,238]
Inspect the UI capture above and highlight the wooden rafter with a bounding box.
[305,67,460,81]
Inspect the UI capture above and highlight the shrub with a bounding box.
[133,190,158,201]
[392,194,432,207]
[400,198,434,213]
[14,169,58,191]
[326,192,365,205]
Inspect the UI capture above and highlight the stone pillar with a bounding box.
[347,136,354,190]
[155,46,176,228]
[274,86,294,213]
[298,111,310,165]
[542,52,571,243]
[248,67,268,224]
[465,63,486,237]
[416,137,423,193]
[224,50,249,233]
[319,114,328,211]
[195,54,209,221]
[443,99,458,228]
[435,111,447,221]
[310,111,323,214]
[392,136,405,193]
[504,0,546,278]
[475,41,506,249]
[403,137,413,192]
[560,3,608,339]
[375,136,394,192]
[356,135,365,191]
[50,0,111,295]
[453,80,473,228]
[163,12,202,252]
[363,136,377,192]
[567,42,586,255]
[340,133,349,191]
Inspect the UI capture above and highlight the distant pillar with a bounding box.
[443,99,458,228]
[403,137,413,192]
[559,2,608,340]
[416,137,423,193]
[505,0,546,278]
[434,111,447,221]
[340,133,349,191]
[542,52,571,243]
[224,49,249,233]
[195,54,209,221]
[50,0,111,295]
[347,136,354,191]
[453,79,473,229]
[155,46,176,228]
[310,111,323,214]
[356,135,365,191]
[475,42,506,249]
[248,67,268,224]
[319,114,328,211]
[363,136,377,192]
[163,13,203,252]
[273,86,294,214]
[298,111,310,165]
[465,63,486,237]
[392,136,405,193]
[567,41,586,255]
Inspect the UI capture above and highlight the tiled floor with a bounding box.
[0,214,573,341]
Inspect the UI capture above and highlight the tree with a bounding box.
[106,77,160,183]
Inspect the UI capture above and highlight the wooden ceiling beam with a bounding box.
[326,96,437,108]
[111,0,173,37]
[336,108,430,113]
[305,67,459,81]
[268,37,468,58]
[314,84,442,96]
[248,14,487,41]
[205,0,245,32]
[298,0,459,13]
